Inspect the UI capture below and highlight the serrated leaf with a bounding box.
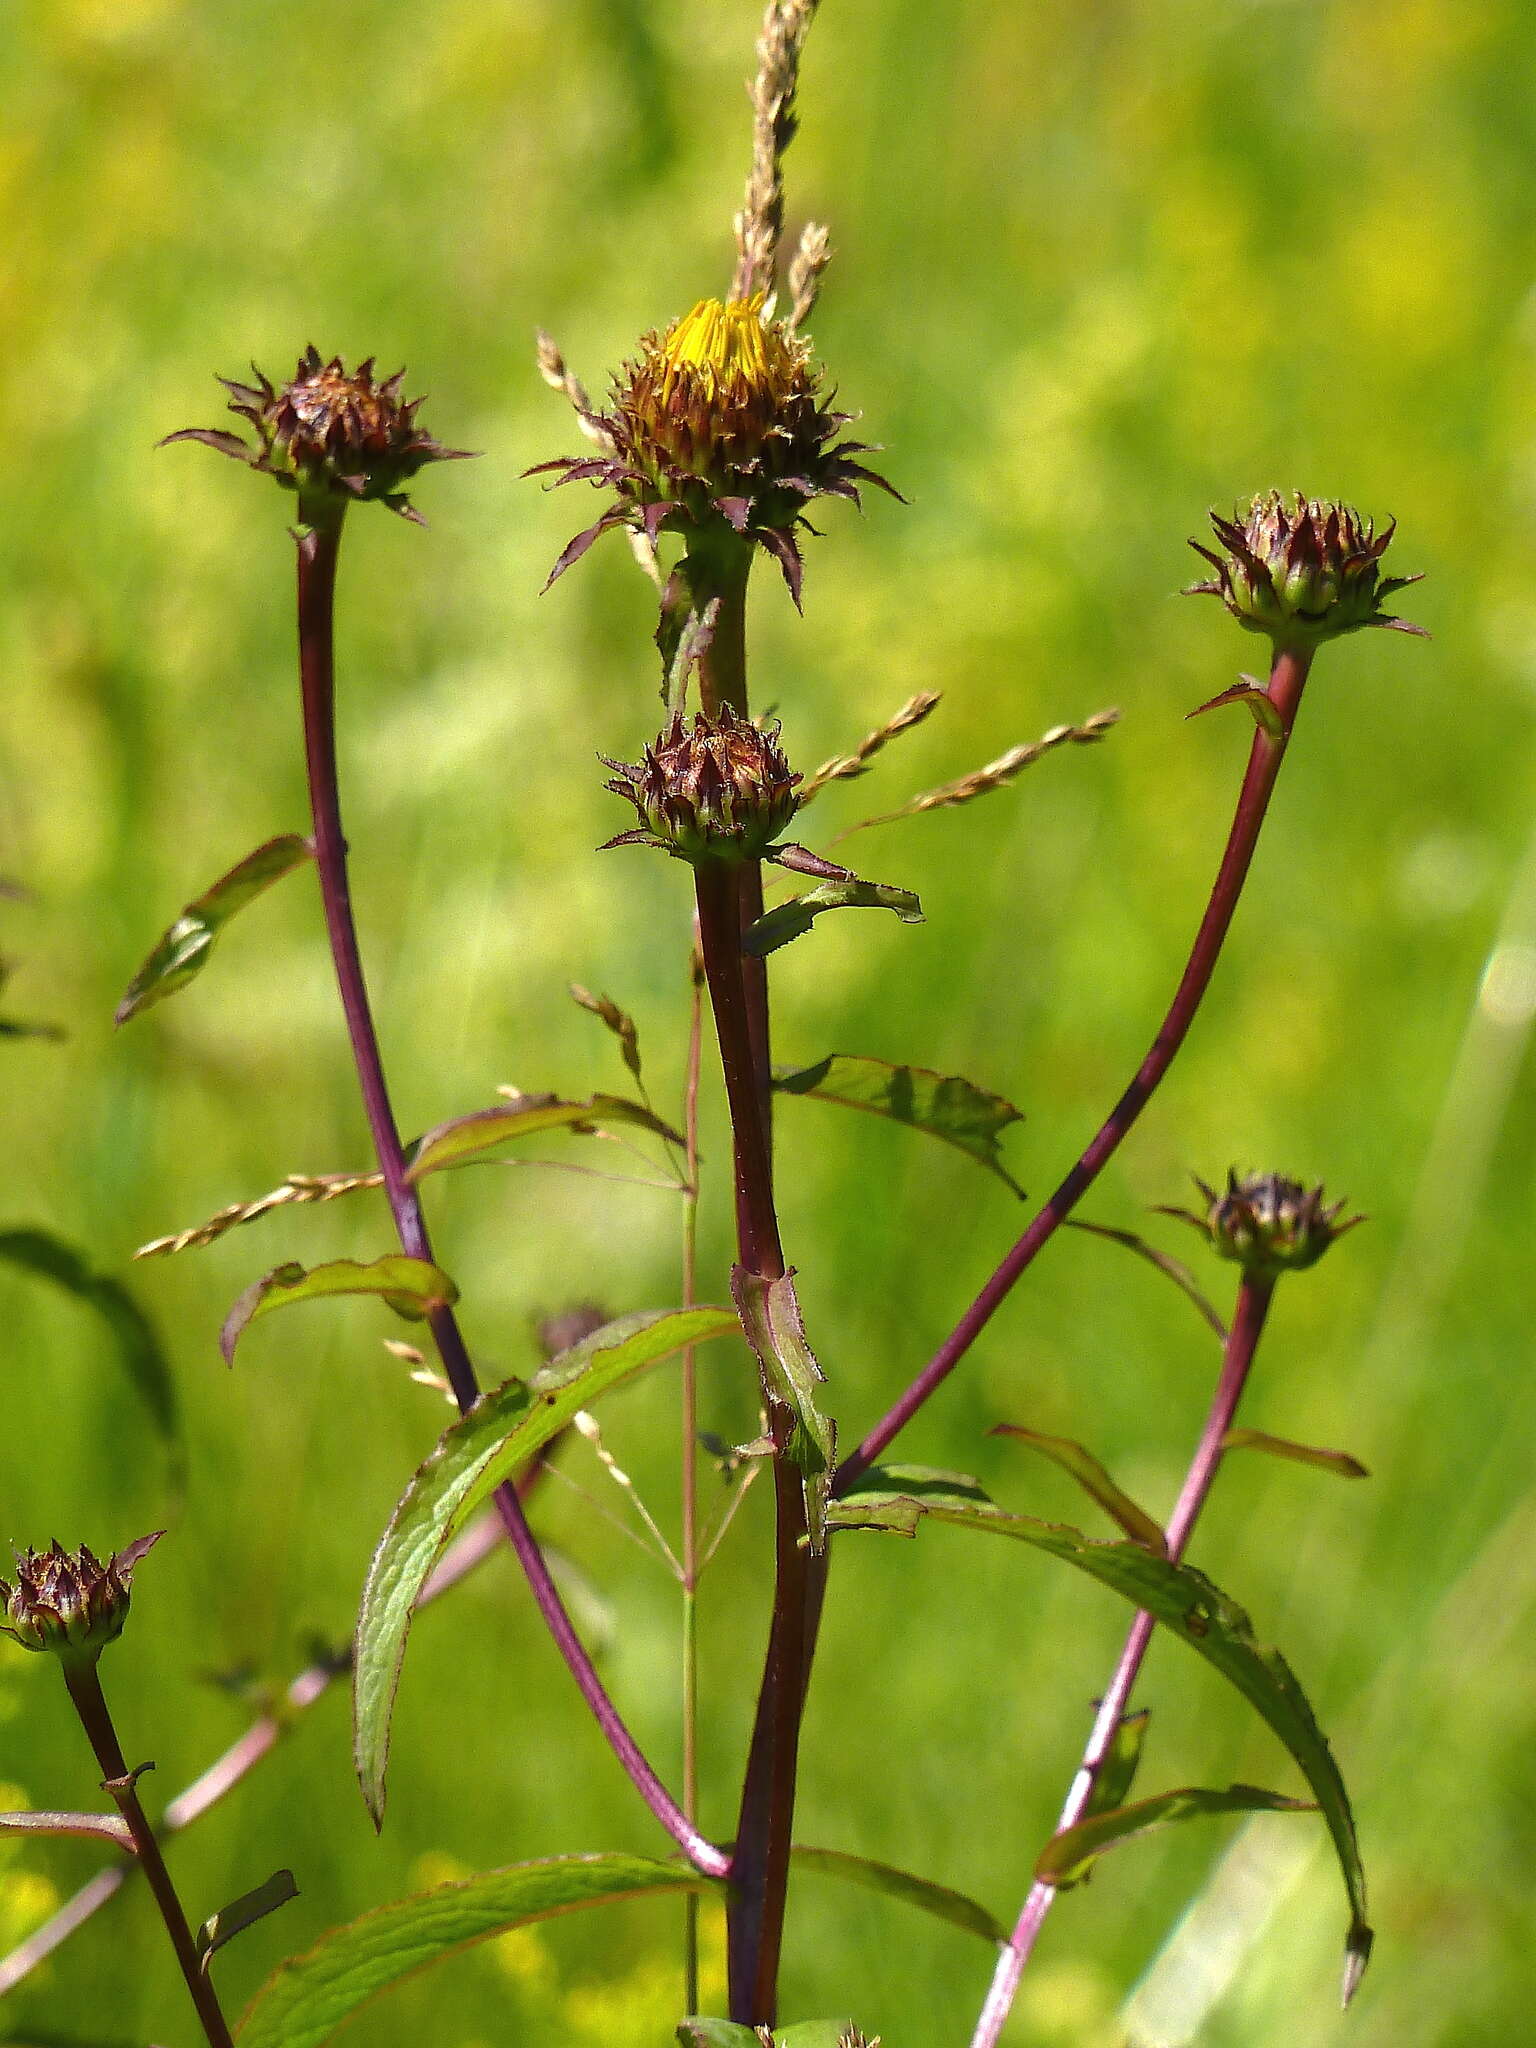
[354,1306,738,1825]
[1084,1710,1149,1825]
[115,835,313,1025]
[403,1091,682,1180]
[731,1269,835,1552]
[792,1844,1004,1944]
[221,1256,458,1366]
[1036,1783,1314,1889]
[743,877,923,957]
[773,1055,1024,1196]
[1222,1428,1369,1480]
[238,1856,719,2048]
[991,1425,1165,1550]
[195,1867,297,1968]
[0,1228,177,1444]
[0,1809,133,1847]
[828,1472,1370,1982]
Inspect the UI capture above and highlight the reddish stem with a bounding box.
[62,1660,235,2048]
[840,646,1311,1488]
[970,1273,1276,2047]
[296,514,725,1878]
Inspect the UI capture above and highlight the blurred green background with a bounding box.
[2,0,1534,2041]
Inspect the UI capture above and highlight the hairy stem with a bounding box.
[841,645,1312,1486]
[970,1273,1276,2047]
[61,1660,234,2048]
[295,511,725,1878]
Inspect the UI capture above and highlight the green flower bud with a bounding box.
[1166,1171,1363,1280]
[0,1534,162,1668]
[1186,493,1424,653]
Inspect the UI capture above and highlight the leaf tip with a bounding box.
[1342,1920,1373,2005]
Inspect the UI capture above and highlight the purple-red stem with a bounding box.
[839,645,1312,1488]
[970,1273,1276,2048]
[61,1660,235,2048]
[296,514,726,1879]
[693,857,809,2027]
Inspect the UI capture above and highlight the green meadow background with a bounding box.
[2,0,1534,2041]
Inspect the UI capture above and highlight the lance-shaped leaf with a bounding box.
[221,1256,458,1366]
[0,1809,133,1847]
[1222,1428,1369,1480]
[791,1844,1004,1945]
[238,1855,720,2048]
[828,1468,1371,1992]
[991,1424,1165,1551]
[1064,1218,1227,1341]
[1084,1709,1149,1826]
[744,865,922,958]
[403,1090,682,1181]
[354,1306,737,1824]
[677,2026,761,2047]
[1035,1783,1314,1890]
[196,1868,298,1969]
[731,1269,835,1552]
[773,1055,1025,1197]
[0,1228,177,1445]
[115,834,313,1025]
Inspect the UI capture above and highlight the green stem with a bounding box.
[61,1660,234,2048]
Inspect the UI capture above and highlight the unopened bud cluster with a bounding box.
[1187,493,1423,652]
[1170,1171,1362,1279]
[0,1534,161,1667]
[165,348,471,523]
[602,707,802,864]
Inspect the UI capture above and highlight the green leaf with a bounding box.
[991,1424,1165,1550]
[773,1055,1024,1196]
[792,1844,1004,1944]
[677,2026,760,2048]
[196,1868,298,1967]
[829,1471,1371,1986]
[115,834,313,1025]
[1083,1709,1149,1825]
[403,1090,682,1181]
[238,1856,719,2048]
[353,1306,738,1825]
[0,1228,177,1445]
[743,877,923,957]
[1063,1218,1227,1341]
[220,1256,459,1366]
[730,1269,835,1551]
[1222,1428,1369,1480]
[1035,1783,1314,1889]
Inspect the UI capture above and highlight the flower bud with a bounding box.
[1186,493,1423,652]
[1167,1172,1363,1279]
[0,1534,162,1667]
[164,349,472,523]
[533,295,897,603]
[602,707,801,864]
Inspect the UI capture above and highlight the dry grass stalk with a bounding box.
[798,689,943,803]
[135,1171,383,1259]
[841,708,1120,835]
[787,220,833,330]
[535,328,613,453]
[732,0,824,304]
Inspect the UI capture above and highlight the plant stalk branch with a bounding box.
[295,514,725,1878]
[840,645,1312,1487]
[970,1272,1276,2047]
[61,1660,235,2048]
